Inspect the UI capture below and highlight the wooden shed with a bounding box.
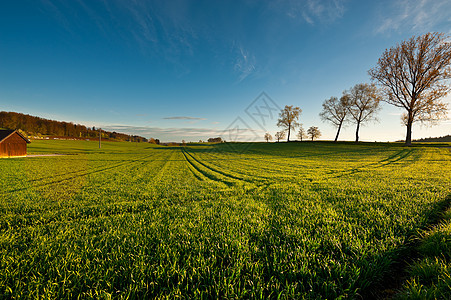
[0,130,30,158]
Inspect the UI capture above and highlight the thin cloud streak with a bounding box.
[41,0,196,63]
[233,43,257,82]
[101,124,264,142]
[40,0,72,33]
[276,0,346,25]
[163,116,207,120]
[375,0,451,34]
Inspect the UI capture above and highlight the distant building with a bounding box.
[0,130,30,158]
[207,137,223,143]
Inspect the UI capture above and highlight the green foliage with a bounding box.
[0,140,450,298]
[396,209,451,299]
[419,223,451,259]
[396,257,451,299]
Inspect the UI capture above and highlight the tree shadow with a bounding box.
[249,184,451,298]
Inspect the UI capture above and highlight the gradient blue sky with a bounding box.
[1,0,450,142]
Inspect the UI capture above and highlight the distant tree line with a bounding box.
[0,111,148,142]
[412,135,451,143]
[267,105,322,143]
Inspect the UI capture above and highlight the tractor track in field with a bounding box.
[202,149,357,178]
[151,150,179,183]
[180,151,206,182]
[204,153,306,180]
[23,153,164,185]
[198,151,284,183]
[183,149,276,191]
[184,147,417,189]
[183,148,250,182]
[1,152,165,195]
[181,148,236,187]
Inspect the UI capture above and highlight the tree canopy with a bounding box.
[277,105,302,142]
[346,83,382,143]
[319,95,349,142]
[297,125,306,141]
[307,126,321,141]
[264,132,272,142]
[369,32,451,145]
[274,131,286,142]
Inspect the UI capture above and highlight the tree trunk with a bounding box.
[405,116,413,146]
[334,122,343,142]
[355,121,360,143]
[287,125,291,142]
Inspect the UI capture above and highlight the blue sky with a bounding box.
[1,0,450,142]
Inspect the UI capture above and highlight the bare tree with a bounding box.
[369,32,451,146]
[307,126,321,141]
[264,132,272,142]
[346,83,382,143]
[274,131,286,142]
[297,124,306,141]
[319,95,349,142]
[277,105,302,142]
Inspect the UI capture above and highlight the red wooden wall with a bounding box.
[0,133,28,157]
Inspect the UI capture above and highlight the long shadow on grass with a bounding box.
[330,148,417,179]
[362,194,451,299]
[250,186,451,298]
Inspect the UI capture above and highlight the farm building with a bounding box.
[0,130,30,158]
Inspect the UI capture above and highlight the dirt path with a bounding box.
[26,154,67,157]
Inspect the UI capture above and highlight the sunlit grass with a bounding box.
[0,140,450,298]
[396,205,451,299]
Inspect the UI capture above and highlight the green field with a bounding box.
[1,140,450,298]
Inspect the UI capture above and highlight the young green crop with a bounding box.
[0,140,449,298]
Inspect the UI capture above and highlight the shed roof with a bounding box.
[0,130,31,143]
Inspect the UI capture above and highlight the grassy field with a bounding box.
[0,140,450,298]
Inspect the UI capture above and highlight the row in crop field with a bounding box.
[0,140,450,298]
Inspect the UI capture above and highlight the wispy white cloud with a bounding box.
[276,0,346,25]
[98,120,267,142]
[104,125,218,136]
[124,2,157,45]
[375,0,451,34]
[233,44,257,82]
[41,0,197,65]
[40,0,72,32]
[163,116,206,120]
[119,0,197,66]
[101,124,261,142]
